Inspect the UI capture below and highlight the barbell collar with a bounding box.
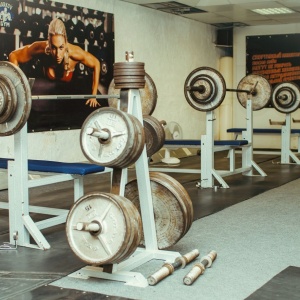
[31,94,120,100]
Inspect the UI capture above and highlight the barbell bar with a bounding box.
[31,94,120,100]
[0,61,154,136]
[184,67,272,111]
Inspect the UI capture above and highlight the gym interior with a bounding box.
[1,0,300,299]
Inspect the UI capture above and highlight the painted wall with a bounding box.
[234,24,300,149]
[0,0,220,162]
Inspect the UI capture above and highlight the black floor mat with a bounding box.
[246,266,300,300]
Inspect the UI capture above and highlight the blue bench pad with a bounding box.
[227,128,300,134]
[164,139,248,146]
[0,158,105,175]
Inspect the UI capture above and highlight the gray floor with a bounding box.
[0,151,300,299]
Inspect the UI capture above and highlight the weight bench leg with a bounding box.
[74,176,84,202]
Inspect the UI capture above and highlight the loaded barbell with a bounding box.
[184,67,272,111]
[0,60,158,136]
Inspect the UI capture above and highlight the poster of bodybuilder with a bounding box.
[0,0,114,132]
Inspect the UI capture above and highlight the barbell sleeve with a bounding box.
[187,86,252,95]
[76,222,102,232]
[147,249,199,286]
[86,127,110,139]
[183,250,217,286]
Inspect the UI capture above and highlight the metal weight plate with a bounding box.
[80,107,145,168]
[143,115,165,157]
[125,172,193,249]
[0,75,18,124]
[0,61,31,136]
[66,193,142,265]
[237,74,271,111]
[108,73,158,115]
[271,82,300,114]
[184,67,226,111]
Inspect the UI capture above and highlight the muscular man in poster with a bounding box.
[9,18,101,107]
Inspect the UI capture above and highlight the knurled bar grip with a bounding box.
[147,249,199,286]
[183,250,217,286]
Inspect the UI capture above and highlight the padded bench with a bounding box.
[227,128,300,135]
[0,158,105,175]
[164,139,248,151]
[0,158,111,250]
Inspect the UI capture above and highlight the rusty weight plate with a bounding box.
[108,73,158,115]
[0,61,31,136]
[66,192,142,265]
[237,74,271,111]
[184,67,226,111]
[80,107,145,168]
[125,172,193,249]
[271,82,300,114]
[143,115,165,157]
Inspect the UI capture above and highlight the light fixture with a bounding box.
[252,7,295,15]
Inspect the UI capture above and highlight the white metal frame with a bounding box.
[0,125,112,250]
[280,114,300,164]
[229,113,300,164]
[150,99,266,188]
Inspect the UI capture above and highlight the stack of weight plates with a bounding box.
[113,62,146,89]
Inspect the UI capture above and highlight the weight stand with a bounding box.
[200,99,266,188]
[69,88,180,287]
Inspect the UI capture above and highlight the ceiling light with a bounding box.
[252,7,295,15]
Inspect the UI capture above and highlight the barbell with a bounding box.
[184,67,272,111]
[0,61,158,136]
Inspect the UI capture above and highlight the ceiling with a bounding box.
[117,0,300,28]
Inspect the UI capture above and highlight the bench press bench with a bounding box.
[0,157,112,250]
[164,139,248,149]
[227,119,300,164]
[150,100,267,188]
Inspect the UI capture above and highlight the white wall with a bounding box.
[0,0,220,162]
[234,24,300,149]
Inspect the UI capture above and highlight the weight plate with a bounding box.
[271,82,300,114]
[66,192,142,265]
[184,67,226,111]
[114,62,145,69]
[108,73,157,115]
[125,172,193,249]
[237,74,271,111]
[0,61,31,136]
[143,115,165,157]
[0,75,18,123]
[80,107,144,168]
